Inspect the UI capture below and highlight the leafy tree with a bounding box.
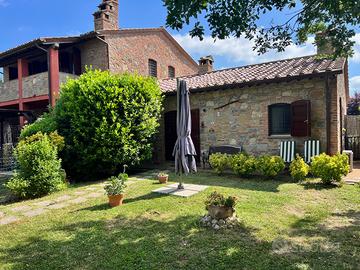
[164,0,359,57]
[348,91,360,115]
[54,70,163,179]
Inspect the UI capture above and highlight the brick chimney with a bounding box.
[315,31,334,55]
[198,56,214,75]
[93,0,119,31]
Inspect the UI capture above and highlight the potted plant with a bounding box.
[104,173,128,207]
[158,172,169,184]
[205,192,237,219]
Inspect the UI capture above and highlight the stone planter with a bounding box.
[108,194,124,207]
[207,205,235,220]
[158,175,169,184]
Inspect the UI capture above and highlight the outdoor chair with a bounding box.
[202,145,242,168]
[304,140,320,163]
[279,141,296,163]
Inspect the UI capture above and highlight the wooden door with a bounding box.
[164,109,200,161]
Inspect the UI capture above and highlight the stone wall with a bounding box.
[155,77,330,163]
[80,38,109,72]
[0,79,18,102]
[105,30,199,79]
[22,72,49,98]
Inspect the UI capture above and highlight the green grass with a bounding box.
[0,171,359,270]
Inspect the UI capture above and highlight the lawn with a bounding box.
[0,171,359,270]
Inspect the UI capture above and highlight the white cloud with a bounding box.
[351,33,360,63]
[350,76,360,92]
[174,34,316,67]
[0,0,9,7]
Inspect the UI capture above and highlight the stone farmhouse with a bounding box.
[0,0,350,164]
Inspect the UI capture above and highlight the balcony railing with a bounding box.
[0,72,79,103]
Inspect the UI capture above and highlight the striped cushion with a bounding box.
[304,140,320,163]
[280,141,296,163]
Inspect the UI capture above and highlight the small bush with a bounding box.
[311,153,349,185]
[205,191,238,209]
[22,131,65,152]
[104,173,128,195]
[257,155,285,178]
[231,153,257,177]
[20,113,57,140]
[4,134,66,199]
[209,153,231,175]
[289,154,310,182]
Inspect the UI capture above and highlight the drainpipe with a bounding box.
[325,75,331,154]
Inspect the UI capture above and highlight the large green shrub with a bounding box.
[289,154,310,182]
[231,153,257,177]
[209,153,231,175]
[4,134,66,199]
[53,70,163,178]
[311,153,349,184]
[257,155,285,178]
[20,113,57,140]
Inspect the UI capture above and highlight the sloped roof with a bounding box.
[160,55,346,93]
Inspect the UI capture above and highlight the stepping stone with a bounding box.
[0,216,20,225]
[11,205,32,213]
[85,187,98,191]
[68,197,88,204]
[167,183,208,191]
[171,189,200,198]
[54,195,72,202]
[33,200,53,207]
[0,211,4,218]
[87,192,103,198]
[152,186,178,194]
[23,208,47,217]
[74,191,87,195]
[47,203,68,210]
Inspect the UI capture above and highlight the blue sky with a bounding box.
[0,0,359,95]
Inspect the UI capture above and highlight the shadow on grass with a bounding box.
[300,181,339,190]
[0,215,297,270]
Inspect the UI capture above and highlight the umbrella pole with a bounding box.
[178,172,184,190]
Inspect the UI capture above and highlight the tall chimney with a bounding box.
[315,31,334,55]
[93,0,119,31]
[198,56,214,75]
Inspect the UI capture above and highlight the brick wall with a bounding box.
[154,77,333,163]
[105,30,198,79]
[80,39,109,72]
[0,79,18,102]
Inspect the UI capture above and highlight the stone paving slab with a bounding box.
[23,208,47,217]
[153,183,208,197]
[74,191,87,195]
[54,195,72,202]
[33,200,53,207]
[47,203,68,210]
[68,197,88,204]
[11,205,32,213]
[0,216,20,225]
[0,211,4,218]
[86,192,103,198]
[85,187,98,191]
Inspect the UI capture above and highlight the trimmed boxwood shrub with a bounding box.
[257,155,285,178]
[54,69,163,178]
[289,154,310,182]
[209,153,231,175]
[5,134,66,199]
[231,153,257,177]
[311,153,349,184]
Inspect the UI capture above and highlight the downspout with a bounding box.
[325,75,331,154]
[95,34,110,70]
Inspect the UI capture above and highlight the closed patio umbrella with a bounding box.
[172,79,197,189]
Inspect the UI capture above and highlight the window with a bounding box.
[168,66,175,78]
[9,66,18,81]
[268,100,311,137]
[269,103,291,135]
[148,59,157,77]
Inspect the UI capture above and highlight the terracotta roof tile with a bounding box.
[160,55,345,93]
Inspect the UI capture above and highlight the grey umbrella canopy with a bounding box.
[172,79,197,189]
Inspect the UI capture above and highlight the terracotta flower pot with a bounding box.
[207,205,235,220]
[108,194,124,207]
[158,175,169,184]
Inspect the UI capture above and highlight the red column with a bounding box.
[17,58,28,126]
[48,45,60,107]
